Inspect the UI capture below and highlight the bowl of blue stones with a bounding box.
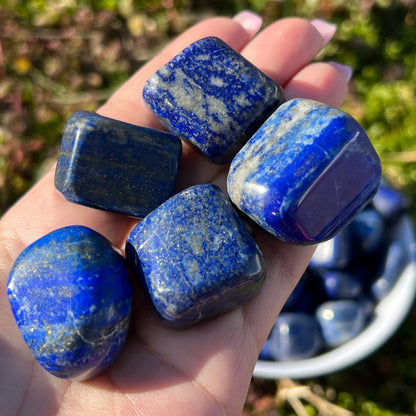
[254,180,416,379]
[6,36,415,381]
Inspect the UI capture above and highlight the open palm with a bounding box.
[0,15,349,416]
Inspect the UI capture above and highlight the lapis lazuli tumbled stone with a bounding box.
[349,208,385,254]
[320,271,363,300]
[227,98,382,244]
[126,184,266,328]
[371,240,407,300]
[7,226,133,380]
[282,269,319,313]
[268,313,324,361]
[142,36,284,164]
[316,300,365,348]
[55,111,182,218]
[309,229,353,269]
[372,181,409,222]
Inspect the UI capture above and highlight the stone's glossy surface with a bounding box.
[258,339,274,361]
[372,181,409,222]
[349,209,385,254]
[309,229,353,269]
[126,184,266,328]
[7,226,133,380]
[371,240,407,300]
[143,36,284,164]
[227,98,382,244]
[55,111,182,218]
[269,313,324,361]
[316,300,365,348]
[320,271,363,300]
[282,269,320,313]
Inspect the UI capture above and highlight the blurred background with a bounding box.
[0,0,415,414]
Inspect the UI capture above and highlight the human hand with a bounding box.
[0,14,350,415]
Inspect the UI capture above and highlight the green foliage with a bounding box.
[337,393,399,416]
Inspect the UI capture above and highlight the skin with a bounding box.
[0,16,349,416]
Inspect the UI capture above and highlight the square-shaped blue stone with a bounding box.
[142,36,284,164]
[7,226,133,380]
[126,184,266,328]
[227,98,382,244]
[55,111,182,218]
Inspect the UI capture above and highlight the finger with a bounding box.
[245,234,315,347]
[240,17,326,86]
[284,61,350,107]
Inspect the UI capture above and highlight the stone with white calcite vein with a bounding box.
[143,36,284,164]
[227,98,382,244]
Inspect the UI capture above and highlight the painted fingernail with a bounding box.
[311,19,337,45]
[233,10,263,39]
[328,61,353,82]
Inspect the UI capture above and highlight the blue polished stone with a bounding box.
[282,269,320,313]
[349,208,385,255]
[309,228,353,269]
[259,338,274,361]
[316,300,365,348]
[7,226,133,380]
[268,313,324,361]
[372,181,409,222]
[320,271,363,300]
[55,111,182,218]
[227,98,382,244]
[126,184,266,328]
[371,240,407,300]
[143,36,284,164]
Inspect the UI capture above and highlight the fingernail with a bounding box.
[311,19,337,46]
[328,61,353,82]
[233,10,263,39]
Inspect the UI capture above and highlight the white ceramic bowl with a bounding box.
[253,215,416,379]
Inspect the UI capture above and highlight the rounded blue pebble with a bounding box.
[349,208,385,254]
[126,184,266,328]
[143,36,284,164]
[320,270,363,300]
[316,300,365,348]
[371,240,407,301]
[268,313,324,361]
[227,98,382,244]
[7,225,133,380]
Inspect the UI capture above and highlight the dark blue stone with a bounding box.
[371,240,407,300]
[55,111,182,218]
[320,271,363,300]
[372,181,409,222]
[349,208,385,255]
[268,313,324,360]
[309,228,354,269]
[142,36,284,164]
[126,184,266,328]
[258,338,274,361]
[316,300,365,348]
[282,269,320,313]
[227,98,382,244]
[7,226,133,380]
